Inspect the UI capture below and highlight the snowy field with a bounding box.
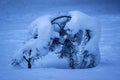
[0,0,120,80]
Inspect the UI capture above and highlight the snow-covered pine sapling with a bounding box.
[12,49,34,68]
[59,35,78,69]
[12,11,101,69]
[50,15,71,52]
[79,29,96,68]
[23,49,32,69]
[79,29,91,54]
[51,15,79,69]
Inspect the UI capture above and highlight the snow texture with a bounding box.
[67,11,101,66]
[0,0,120,79]
[12,11,101,68]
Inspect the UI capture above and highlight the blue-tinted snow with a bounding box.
[0,0,120,80]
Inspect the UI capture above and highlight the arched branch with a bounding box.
[51,16,71,29]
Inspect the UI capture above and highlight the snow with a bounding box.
[67,11,101,54]
[28,15,53,56]
[12,10,101,68]
[66,11,101,66]
[0,0,120,80]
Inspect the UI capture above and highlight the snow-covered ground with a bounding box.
[0,0,120,80]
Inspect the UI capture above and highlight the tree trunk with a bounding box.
[28,59,31,69]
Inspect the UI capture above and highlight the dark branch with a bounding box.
[51,16,71,29]
[51,16,71,24]
[23,56,29,62]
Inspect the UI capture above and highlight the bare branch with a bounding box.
[51,16,71,29]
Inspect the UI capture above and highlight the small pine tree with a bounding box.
[12,49,40,69]
[12,12,101,69]
[23,50,32,69]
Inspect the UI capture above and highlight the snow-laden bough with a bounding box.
[12,11,101,69]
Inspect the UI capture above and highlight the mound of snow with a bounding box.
[12,11,101,69]
[67,11,101,65]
